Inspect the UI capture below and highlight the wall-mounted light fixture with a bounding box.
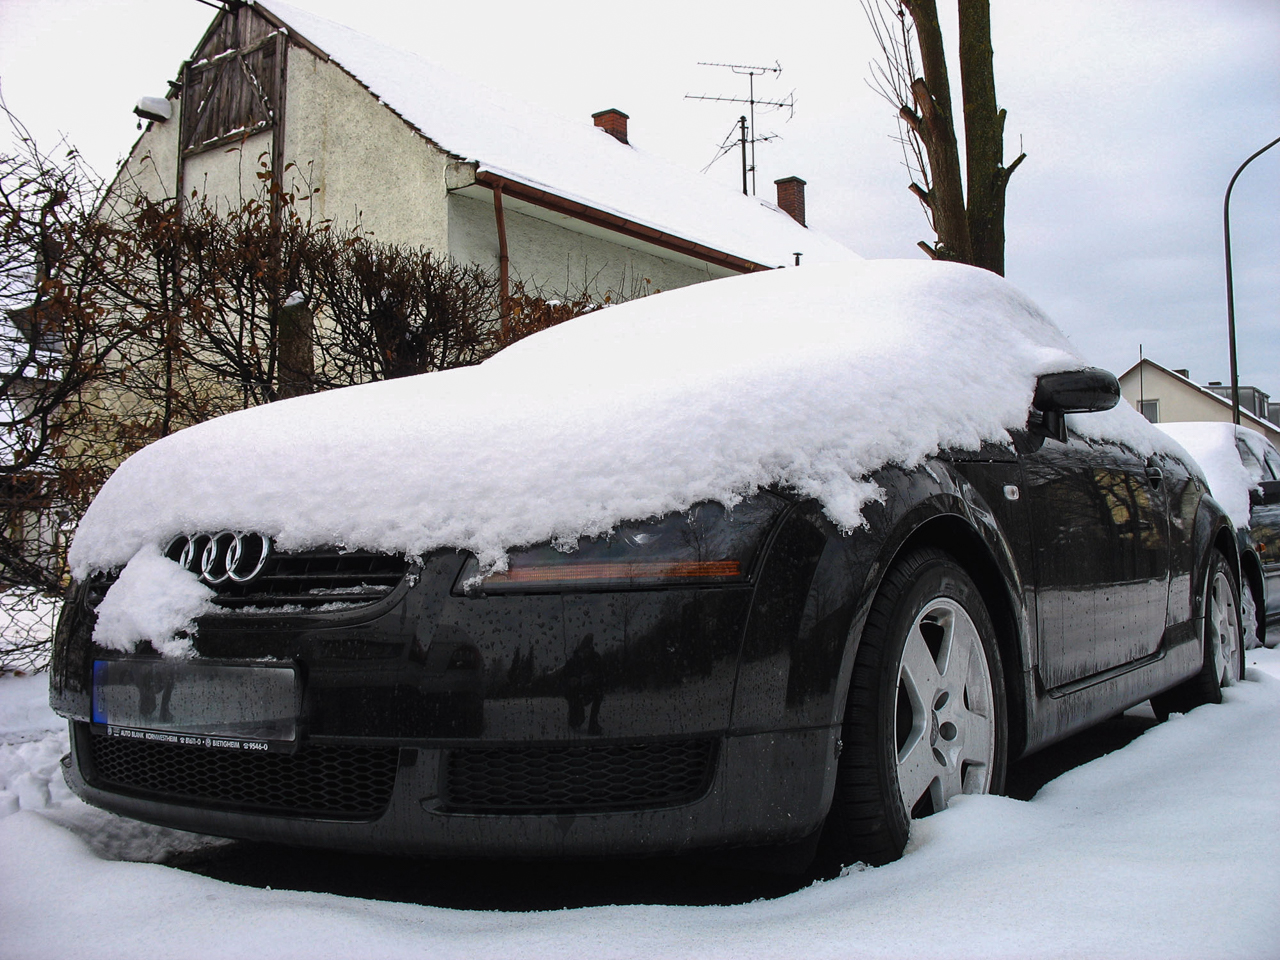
[133,97,173,124]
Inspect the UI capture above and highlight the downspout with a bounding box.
[176,65,188,205]
[492,181,511,340]
[270,30,289,225]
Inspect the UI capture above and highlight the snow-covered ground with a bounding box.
[2,652,1278,960]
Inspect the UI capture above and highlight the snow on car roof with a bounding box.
[253,0,857,270]
[1155,421,1270,529]
[72,259,1131,578]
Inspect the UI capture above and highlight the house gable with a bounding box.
[282,45,450,251]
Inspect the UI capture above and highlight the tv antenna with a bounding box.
[686,61,795,196]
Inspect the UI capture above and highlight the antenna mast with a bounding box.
[686,61,794,196]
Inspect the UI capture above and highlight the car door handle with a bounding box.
[1145,465,1163,489]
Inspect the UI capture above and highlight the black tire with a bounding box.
[1246,577,1268,649]
[817,547,1007,870]
[1151,550,1244,721]
[1243,577,1266,650]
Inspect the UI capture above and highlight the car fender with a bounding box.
[830,463,1032,742]
[729,461,1030,745]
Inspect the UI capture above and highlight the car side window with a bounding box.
[1263,444,1280,481]
[1236,439,1267,482]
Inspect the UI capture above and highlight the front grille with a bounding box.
[210,548,410,610]
[87,732,400,819]
[92,547,410,611]
[443,739,717,814]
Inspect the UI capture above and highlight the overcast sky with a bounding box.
[1,0,1276,393]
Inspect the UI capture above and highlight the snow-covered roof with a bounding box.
[71,260,1110,579]
[253,0,858,270]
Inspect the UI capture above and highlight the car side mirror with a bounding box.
[1250,479,1280,507]
[1030,368,1121,443]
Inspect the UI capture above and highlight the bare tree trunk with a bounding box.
[865,0,1026,275]
[959,0,1023,275]
[276,299,314,399]
[902,0,971,263]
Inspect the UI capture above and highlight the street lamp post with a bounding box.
[1224,134,1280,426]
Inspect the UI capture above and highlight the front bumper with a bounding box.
[65,722,839,857]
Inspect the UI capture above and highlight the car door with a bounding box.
[1019,426,1171,690]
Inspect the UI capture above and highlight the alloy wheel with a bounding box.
[894,597,997,817]
[1208,568,1242,687]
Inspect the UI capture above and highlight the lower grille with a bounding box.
[443,739,717,814]
[87,732,399,820]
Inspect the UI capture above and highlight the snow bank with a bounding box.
[70,260,1093,579]
[0,672,231,863]
[1155,421,1261,529]
[255,1,856,271]
[90,545,214,657]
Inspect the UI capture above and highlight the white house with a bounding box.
[117,0,857,306]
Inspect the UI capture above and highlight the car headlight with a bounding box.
[454,493,786,594]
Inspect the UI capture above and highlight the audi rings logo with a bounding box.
[165,532,271,586]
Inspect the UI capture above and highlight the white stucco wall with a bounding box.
[105,108,181,213]
[180,130,275,212]
[282,47,449,247]
[447,193,730,299]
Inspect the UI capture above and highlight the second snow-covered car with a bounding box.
[51,260,1242,869]
[1156,420,1280,647]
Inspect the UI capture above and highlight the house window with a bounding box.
[1139,399,1159,423]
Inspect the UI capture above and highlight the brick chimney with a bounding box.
[592,108,629,145]
[774,176,807,226]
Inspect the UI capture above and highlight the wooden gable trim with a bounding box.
[246,3,332,64]
[179,5,284,159]
[475,172,767,275]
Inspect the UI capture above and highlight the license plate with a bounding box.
[92,659,299,751]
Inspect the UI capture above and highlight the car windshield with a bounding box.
[1235,438,1268,482]
[1263,443,1280,481]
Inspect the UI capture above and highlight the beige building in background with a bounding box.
[1118,358,1280,446]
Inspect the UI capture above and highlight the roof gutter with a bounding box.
[475,172,768,275]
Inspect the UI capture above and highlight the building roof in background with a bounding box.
[253,0,858,271]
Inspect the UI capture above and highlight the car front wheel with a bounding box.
[819,547,1007,868]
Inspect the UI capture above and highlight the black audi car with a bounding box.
[49,262,1243,869]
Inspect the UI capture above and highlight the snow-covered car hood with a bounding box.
[71,259,1139,579]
